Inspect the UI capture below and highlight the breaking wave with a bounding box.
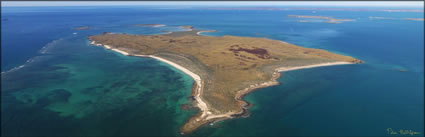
[1,38,64,74]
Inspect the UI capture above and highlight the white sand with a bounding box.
[276,62,352,72]
[89,40,211,118]
[90,41,128,55]
[149,56,211,118]
[207,62,353,120]
[111,49,129,55]
[103,45,111,49]
[196,30,215,35]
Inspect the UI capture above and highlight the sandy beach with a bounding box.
[91,41,128,55]
[276,62,352,72]
[90,40,211,119]
[196,30,216,35]
[222,61,354,121]
[147,56,211,119]
[111,48,129,55]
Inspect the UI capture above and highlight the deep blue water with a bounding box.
[1,6,424,136]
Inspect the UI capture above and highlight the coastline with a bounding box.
[231,61,353,122]
[89,40,354,134]
[276,62,352,72]
[196,30,216,35]
[89,40,211,120]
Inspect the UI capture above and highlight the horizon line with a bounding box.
[1,1,424,8]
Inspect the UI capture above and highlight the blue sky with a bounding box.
[1,1,424,7]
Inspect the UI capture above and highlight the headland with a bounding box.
[88,25,363,134]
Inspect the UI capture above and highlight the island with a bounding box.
[369,17,424,21]
[74,26,91,30]
[288,15,355,23]
[393,68,409,72]
[87,25,363,134]
[402,18,425,21]
[179,25,195,30]
[133,24,166,27]
[205,7,424,13]
[369,16,397,20]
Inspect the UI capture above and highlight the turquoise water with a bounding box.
[1,6,424,136]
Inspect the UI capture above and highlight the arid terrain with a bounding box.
[88,26,362,134]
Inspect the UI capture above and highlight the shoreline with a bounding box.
[232,61,353,116]
[196,30,216,35]
[89,40,211,120]
[276,62,352,72]
[89,40,354,134]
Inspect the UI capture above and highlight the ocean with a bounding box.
[1,6,423,136]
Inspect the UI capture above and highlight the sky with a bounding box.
[1,1,424,7]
